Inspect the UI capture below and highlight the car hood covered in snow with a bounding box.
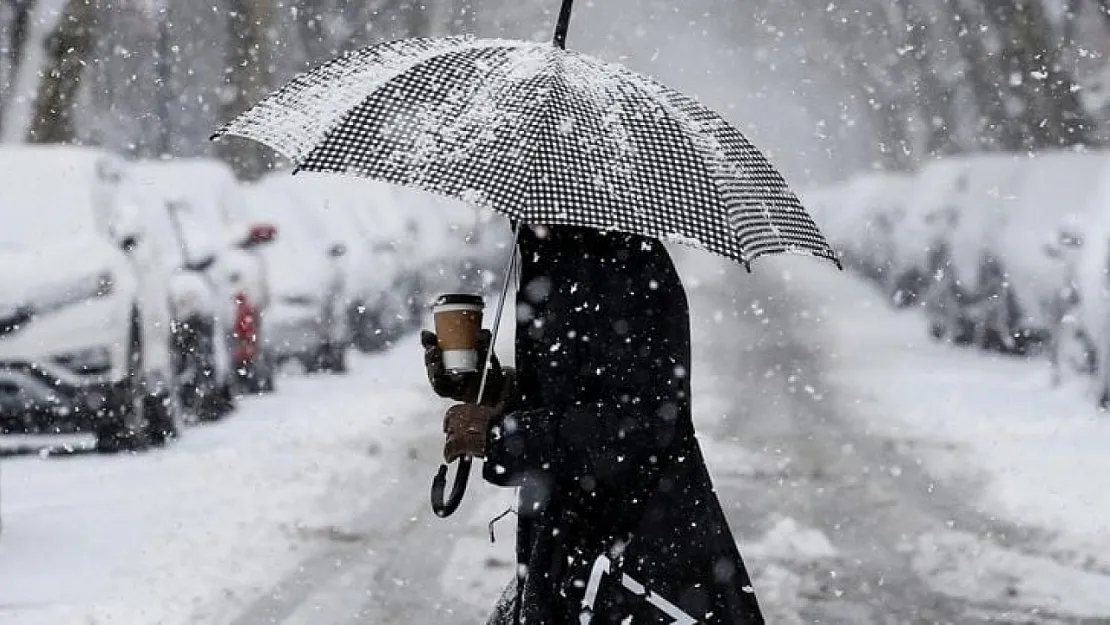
[0,236,122,315]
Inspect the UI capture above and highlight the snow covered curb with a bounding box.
[779,258,1110,572]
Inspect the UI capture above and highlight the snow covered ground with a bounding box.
[1,256,1109,624]
[0,335,438,625]
[783,258,1110,588]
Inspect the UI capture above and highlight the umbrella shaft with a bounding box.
[476,221,522,404]
[553,0,575,49]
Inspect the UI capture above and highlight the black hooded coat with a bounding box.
[482,226,764,625]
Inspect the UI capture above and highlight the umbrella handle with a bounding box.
[431,457,472,518]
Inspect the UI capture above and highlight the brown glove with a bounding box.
[421,329,505,406]
[443,403,497,463]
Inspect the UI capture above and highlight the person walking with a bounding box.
[423,224,764,624]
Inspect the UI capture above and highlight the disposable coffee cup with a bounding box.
[432,294,485,373]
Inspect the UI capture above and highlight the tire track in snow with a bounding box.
[226,432,472,625]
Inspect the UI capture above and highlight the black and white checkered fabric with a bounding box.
[215,36,839,270]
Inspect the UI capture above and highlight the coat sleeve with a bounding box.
[482,373,683,492]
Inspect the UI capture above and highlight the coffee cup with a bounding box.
[432,294,485,373]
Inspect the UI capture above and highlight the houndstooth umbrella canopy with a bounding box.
[215,36,839,270]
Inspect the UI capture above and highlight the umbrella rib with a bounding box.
[660,99,760,259]
[613,68,732,254]
[516,57,565,223]
[622,71,796,263]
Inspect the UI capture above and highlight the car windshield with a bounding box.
[130,161,236,234]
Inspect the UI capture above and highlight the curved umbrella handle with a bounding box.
[431,457,471,518]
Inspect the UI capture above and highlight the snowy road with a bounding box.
[687,261,1107,625]
[221,257,1110,624]
[3,258,1109,624]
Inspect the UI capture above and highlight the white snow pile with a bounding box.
[438,489,519,612]
[737,518,840,625]
[784,257,1110,577]
[744,517,838,563]
[914,530,1110,618]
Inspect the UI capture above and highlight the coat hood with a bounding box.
[514,225,689,415]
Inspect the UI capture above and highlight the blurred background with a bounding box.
[2,2,1110,624]
[3,0,1107,182]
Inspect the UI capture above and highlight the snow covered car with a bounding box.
[0,146,179,450]
[1063,155,1110,407]
[990,151,1110,356]
[352,187,433,344]
[921,154,1027,351]
[844,174,914,296]
[1040,218,1094,388]
[260,172,391,354]
[239,183,351,373]
[803,172,914,303]
[127,158,278,394]
[146,198,237,421]
[396,186,506,321]
[1075,229,1110,408]
[223,223,279,392]
[888,158,973,309]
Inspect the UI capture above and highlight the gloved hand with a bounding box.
[422,329,505,406]
[443,403,497,462]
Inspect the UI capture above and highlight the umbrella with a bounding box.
[213,0,841,518]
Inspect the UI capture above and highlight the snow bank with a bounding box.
[914,530,1110,618]
[889,158,969,277]
[994,151,1110,329]
[786,260,1110,571]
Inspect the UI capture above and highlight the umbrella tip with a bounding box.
[208,131,221,142]
[552,0,574,49]
[743,261,752,274]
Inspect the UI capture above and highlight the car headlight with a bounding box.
[34,271,114,314]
